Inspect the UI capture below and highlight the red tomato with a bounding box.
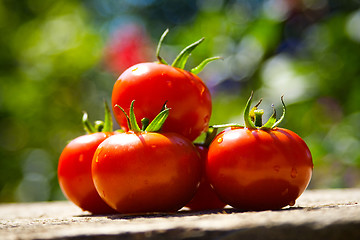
[92,131,202,214]
[207,127,313,210]
[58,132,116,214]
[186,145,227,211]
[111,62,212,141]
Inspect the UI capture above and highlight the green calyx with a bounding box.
[210,92,286,132]
[244,91,286,131]
[155,28,221,74]
[115,100,170,133]
[82,101,113,134]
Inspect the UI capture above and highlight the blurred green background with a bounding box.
[1,0,360,203]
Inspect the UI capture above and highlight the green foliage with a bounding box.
[0,0,106,202]
[1,0,360,202]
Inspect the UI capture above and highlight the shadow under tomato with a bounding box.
[216,178,302,211]
[73,203,306,219]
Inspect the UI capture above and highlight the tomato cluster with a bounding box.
[58,29,313,214]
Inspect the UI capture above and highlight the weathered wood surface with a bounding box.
[1,188,360,240]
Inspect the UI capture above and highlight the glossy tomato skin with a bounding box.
[186,145,227,211]
[92,132,202,214]
[58,132,116,214]
[207,127,313,211]
[111,62,212,141]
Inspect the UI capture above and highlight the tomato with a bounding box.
[111,29,219,141]
[206,93,313,210]
[58,102,116,214]
[207,127,313,210]
[112,62,211,141]
[92,132,202,213]
[58,132,116,214]
[186,144,227,211]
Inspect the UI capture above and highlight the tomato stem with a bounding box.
[254,109,264,127]
[94,120,104,132]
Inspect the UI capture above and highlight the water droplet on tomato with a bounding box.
[291,168,298,178]
[281,188,289,196]
[94,156,99,163]
[132,67,138,72]
[273,165,280,173]
[78,154,84,163]
[217,137,223,143]
[289,200,296,206]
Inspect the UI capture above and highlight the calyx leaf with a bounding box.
[82,100,113,134]
[155,28,220,74]
[172,37,204,69]
[244,92,257,129]
[115,100,170,133]
[190,56,222,75]
[209,94,286,135]
[244,92,286,130]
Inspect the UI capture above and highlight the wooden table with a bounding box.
[1,188,360,239]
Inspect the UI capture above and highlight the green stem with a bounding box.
[211,123,243,129]
[254,109,264,127]
[94,121,104,132]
